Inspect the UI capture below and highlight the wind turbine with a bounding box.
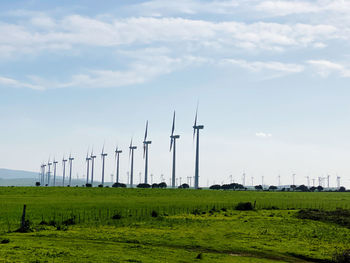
[114,146,122,184]
[41,163,45,185]
[85,150,91,185]
[170,111,180,188]
[101,145,108,186]
[47,159,52,186]
[143,121,152,184]
[129,139,137,187]
[90,150,96,186]
[193,107,204,189]
[53,159,58,186]
[68,154,74,186]
[62,157,67,186]
[327,174,330,188]
[336,176,341,188]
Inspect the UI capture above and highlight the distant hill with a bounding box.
[0,168,38,179]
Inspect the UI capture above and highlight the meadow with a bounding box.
[0,187,349,262]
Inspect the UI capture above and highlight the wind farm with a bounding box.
[1,1,350,262]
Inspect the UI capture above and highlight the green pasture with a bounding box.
[0,188,349,262]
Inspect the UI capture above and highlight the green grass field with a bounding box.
[0,188,349,262]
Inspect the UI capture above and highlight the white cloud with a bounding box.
[307,60,350,78]
[255,1,321,16]
[0,76,44,90]
[256,132,272,138]
[0,15,339,58]
[256,0,350,16]
[133,0,239,16]
[222,59,304,75]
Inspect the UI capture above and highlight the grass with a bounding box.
[0,187,349,262]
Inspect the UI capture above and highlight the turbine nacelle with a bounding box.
[193,125,204,130]
[143,141,152,145]
[170,135,180,139]
[129,146,137,150]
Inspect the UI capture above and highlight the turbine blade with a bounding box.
[143,144,146,159]
[194,105,198,127]
[170,138,173,152]
[129,138,132,159]
[193,105,198,141]
[171,111,175,136]
[144,121,148,141]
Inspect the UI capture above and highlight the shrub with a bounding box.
[151,210,158,217]
[178,183,189,189]
[1,239,10,244]
[112,213,122,220]
[333,249,350,263]
[235,202,253,211]
[192,209,201,215]
[151,183,159,188]
[17,219,32,233]
[35,182,40,187]
[196,253,203,259]
[98,184,103,188]
[62,216,76,226]
[85,183,92,187]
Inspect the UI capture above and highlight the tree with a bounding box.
[290,185,296,191]
[209,184,221,190]
[151,183,159,188]
[158,182,167,188]
[255,185,263,190]
[137,183,151,188]
[296,185,308,192]
[309,186,316,192]
[35,182,40,187]
[338,186,346,192]
[269,185,278,191]
[178,183,189,189]
[112,182,126,188]
[317,185,324,192]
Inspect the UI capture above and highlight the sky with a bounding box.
[0,0,350,188]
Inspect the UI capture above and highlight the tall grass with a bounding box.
[0,187,349,232]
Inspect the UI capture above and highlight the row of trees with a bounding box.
[209,183,347,192]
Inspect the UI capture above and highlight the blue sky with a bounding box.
[1,0,350,188]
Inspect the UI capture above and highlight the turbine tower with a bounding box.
[85,151,91,185]
[170,111,180,188]
[53,159,58,186]
[90,150,96,185]
[129,139,137,187]
[327,174,330,188]
[47,159,52,186]
[41,163,46,185]
[306,176,310,188]
[114,146,122,183]
[62,157,67,186]
[68,154,74,186]
[336,176,341,188]
[101,145,108,186]
[143,121,152,184]
[193,107,204,189]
